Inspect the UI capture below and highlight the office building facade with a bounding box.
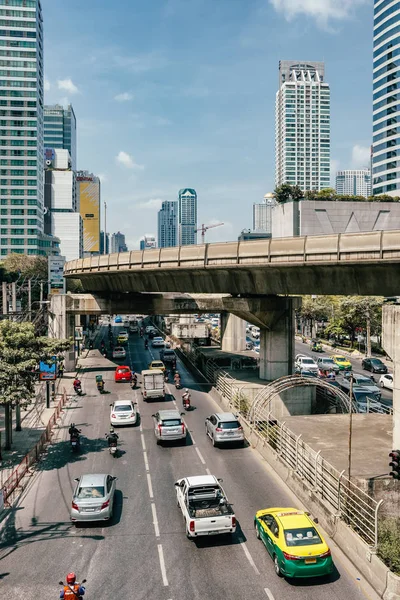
[178,188,197,245]
[372,1,400,195]
[77,170,100,256]
[253,194,276,233]
[111,231,127,253]
[335,169,372,197]
[139,235,156,250]
[275,61,331,192]
[44,104,77,170]
[100,231,109,254]
[158,200,177,247]
[0,0,50,256]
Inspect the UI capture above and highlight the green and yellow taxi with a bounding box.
[117,330,129,345]
[254,507,333,579]
[332,354,352,371]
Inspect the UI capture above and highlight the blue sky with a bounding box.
[42,0,373,248]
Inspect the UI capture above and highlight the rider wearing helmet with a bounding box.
[60,572,85,599]
[107,427,119,447]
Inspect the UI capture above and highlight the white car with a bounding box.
[296,356,318,373]
[110,400,138,426]
[379,374,393,391]
[112,346,126,359]
[145,325,156,334]
[152,336,164,347]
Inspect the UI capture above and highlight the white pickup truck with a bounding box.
[175,474,236,539]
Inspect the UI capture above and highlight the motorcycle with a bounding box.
[88,340,94,350]
[164,372,169,383]
[73,383,83,396]
[182,392,191,411]
[70,433,81,452]
[59,578,87,599]
[144,339,149,349]
[131,374,138,389]
[109,441,118,456]
[96,380,105,393]
[174,377,181,389]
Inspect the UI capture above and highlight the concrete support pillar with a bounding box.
[220,312,246,353]
[259,297,295,381]
[382,305,400,448]
[49,294,75,372]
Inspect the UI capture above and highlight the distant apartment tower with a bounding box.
[140,235,156,250]
[158,201,177,247]
[335,170,372,197]
[77,171,101,256]
[178,189,197,245]
[44,104,77,170]
[253,193,276,233]
[100,231,109,254]
[275,61,331,192]
[372,2,400,195]
[111,231,127,253]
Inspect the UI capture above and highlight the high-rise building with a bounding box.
[0,0,52,257]
[178,188,197,245]
[139,235,156,250]
[77,171,101,256]
[372,2,400,196]
[275,61,331,192]
[335,169,372,197]
[44,149,82,261]
[44,104,77,170]
[253,193,276,233]
[158,201,177,247]
[111,231,127,253]
[100,231,109,254]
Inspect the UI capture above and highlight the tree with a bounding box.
[274,184,293,204]
[291,185,304,201]
[325,296,383,348]
[316,188,337,200]
[299,296,338,336]
[1,253,47,281]
[0,320,71,450]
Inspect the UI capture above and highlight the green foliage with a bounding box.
[0,320,71,407]
[324,296,383,346]
[66,278,84,293]
[378,517,400,575]
[0,253,47,281]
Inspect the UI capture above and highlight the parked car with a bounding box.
[110,399,137,426]
[149,360,166,372]
[332,355,352,371]
[112,346,126,359]
[70,473,117,524]
[114,366,132,382]
[254,507,333,579]
[205,412,244,447]
[152,409,186,444]
[114,315,122,323]
[316,357,340,374]
[362,357,388,375]
[379,374,393,390]
[152,336,165,348]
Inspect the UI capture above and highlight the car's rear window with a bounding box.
[371,359,383,365]
[114,347,124,351]
[218,421,240,429]
[162,419,181,427]
[118,368,130,373]
[284,527,322,547]
[114,404,132,412]
[153,362,163,367]
[77,486,105,499]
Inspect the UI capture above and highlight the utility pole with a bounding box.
[348,373,354,481]
[11,281,16,314]
[2,281,7,316]
[28,278,32,322]
[40,281,43,304]
[366,309,372,357]
[104,200,107,255]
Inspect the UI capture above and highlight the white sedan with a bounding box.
[152,336,164,347]
[110,400,138,426]
[379,374,393,391]
[112,346,126,359]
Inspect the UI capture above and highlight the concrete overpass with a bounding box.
[64,230,400,296]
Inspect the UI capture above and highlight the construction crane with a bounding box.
[195,222,224,244]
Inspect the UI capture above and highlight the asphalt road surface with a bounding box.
[0,323,380,600]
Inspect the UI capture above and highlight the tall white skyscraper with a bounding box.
[44,104,77,170]
[253,193,276,233]
[158,200,177,247]
[335,169,372,197]
[0,0,50,257]
[178,188,197,245]
[275,61,331,192]
[372,1,400,196]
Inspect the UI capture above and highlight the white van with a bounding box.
[141,369,165,401]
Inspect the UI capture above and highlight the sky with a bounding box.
[42,0,374,248]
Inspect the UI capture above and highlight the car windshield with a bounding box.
[218,421,240,429]
[322,359,334,364]
[114,404,132,412]
[162,419,181,426]
[301,359,314,365]
[76,485,105,499]
[284,527,322,547]
[336,357,346,363]
[118,368,130,373]
[371,359,383,365]
[355,377,373,386]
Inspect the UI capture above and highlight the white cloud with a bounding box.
[98,173,108,184]
[269,0,369,27]
[115,151,144,170]
[44,78,51,92]
[57,78,79,94]
[114,92,133,102]
[351,144,371,168]
[137,198,163,210]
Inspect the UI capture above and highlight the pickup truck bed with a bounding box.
[188,500,233,519]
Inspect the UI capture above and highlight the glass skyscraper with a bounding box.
[178,188,197,245]
[0,0,50,256]
[373,1,400,195]
[275,61,331,192]
[44,104,76,170]
[158,200,177,247]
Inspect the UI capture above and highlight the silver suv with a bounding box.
[152,409,186,445]
[205,412,244,447]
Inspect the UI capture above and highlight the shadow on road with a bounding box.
[193,521,245,549]
[36,436,109,471]
[286,564,341,586]
[74,489,123,529]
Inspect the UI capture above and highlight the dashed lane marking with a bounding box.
[205,468,211,475]
[264,589,275,600]
[147,473,154,499]
[239,537,260,575]
[158,544,169,587]
[195,447,206,465]
[141,433,146,451]
[143,451,150,472]
[152,503,160,538]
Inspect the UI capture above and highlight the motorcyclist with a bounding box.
[182,388,191,409]
[144,339,149,349]
[97,378,105,392]
[131,372,138,387]
[174,371,181,386]
[106,427,119,447]
[88,339,94,350]
[60,572,85,599]
[73,378,81,392]
[100,339,105,349]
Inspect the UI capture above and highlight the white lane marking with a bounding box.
[205,467,211,475]
[239,537,260,575]
[190,432,196,445]
[143,451,149,471]
[141,433,146,451]
[152,503,160,538]
[264,589,275,600]
[158,544,169,587]
[195,447,206,465]
[147,473,154,499]
[139,424,143,432]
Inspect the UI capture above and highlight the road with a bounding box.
[0,322,380,600]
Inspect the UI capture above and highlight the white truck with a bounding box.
[175,474,236,539]
[141,369,165,401]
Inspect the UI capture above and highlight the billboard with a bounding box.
[79,179,100,252]
[48,256,66,295]
[39,356,57,381]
